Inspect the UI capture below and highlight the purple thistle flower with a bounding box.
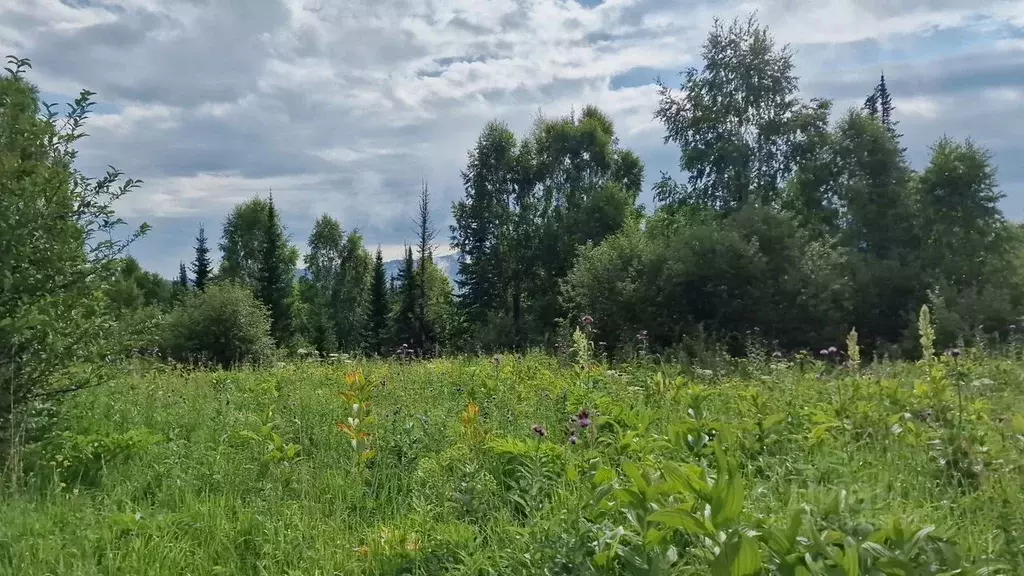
[577,408,591,429]
[819,349,830,357]
[827,346,838,355]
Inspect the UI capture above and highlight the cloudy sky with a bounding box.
[2,0,1022,277]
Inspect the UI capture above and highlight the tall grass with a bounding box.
[1,351,1021,574]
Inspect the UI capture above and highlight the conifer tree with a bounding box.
[876,73,895,134]
[392,246,419,352]
[190,224,212,291]
[257,194,292,345]
[864,73,903,147]
[414,182,437,353]
[364,247,391,355]
[177,262,189,289]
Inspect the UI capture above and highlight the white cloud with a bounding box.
[897,96,942,119]
[0,0,1021,276]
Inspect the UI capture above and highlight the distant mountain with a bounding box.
[383,252,462,285]
[295,252,463,287]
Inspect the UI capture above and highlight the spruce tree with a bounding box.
[177,262,189,289]
[414,181,437,354]
[864,73,903,148]
[392,246,419,352]
[877,73,895,134]
[863,91,879,119]
[190,223,212,291]
[257,194,292,345]
[364,247,390,355]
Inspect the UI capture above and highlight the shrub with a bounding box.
[160,282,275,367]
[1,57,146,452]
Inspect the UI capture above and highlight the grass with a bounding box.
[1,350,1023,574]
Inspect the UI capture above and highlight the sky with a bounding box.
[1,0,1022,277]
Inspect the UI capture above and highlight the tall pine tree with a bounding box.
[392,245,419,352]
[177,262,189,289]
[257,194,292,345]
[364,247,390,355]
[191,224,212,291]
[863,73,903,147]
[415,181,437,354]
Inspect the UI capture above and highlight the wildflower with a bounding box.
[569,435,578,445]
[946,348,962,358]
[531,424,547,437]
[819,349,829,357]
[577,408,591,429]
[581,315,593,326]
[772,351,783,359]
[827,346,838,355]
[637,330,648,341]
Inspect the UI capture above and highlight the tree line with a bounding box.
[451,15,1022,359]
[11,13,1024,382]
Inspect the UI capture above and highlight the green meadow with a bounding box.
[2,350,1022,575]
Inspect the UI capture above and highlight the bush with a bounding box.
[160,282,275,367]
[1,57,146,451]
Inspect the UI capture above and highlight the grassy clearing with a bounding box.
[2,352,1023,574]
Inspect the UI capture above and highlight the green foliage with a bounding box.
[103,257,173,313]
[564,206,852,354]
[919,304,935,362]
[864,73,902,144]
[160,282,275,368]
[218,197,299,289]
[452,106,643,351]
[0,57,147,449]
[300,214,372,354]
[422,258,457,354]
[654,14,806,211]
[3,354,1019,573]
[256,195,294,345]
[364,247,391,356]
[392,246,419,351]
[175,262,189,293]
[847,327,861,370]
[415,182,440,354]
[190,224,212,292]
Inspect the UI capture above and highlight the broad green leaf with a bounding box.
[710,534,762,576]
[649,507,709,536]
[594,466,616,487]
[622,460,648,493]
[784,509,804,549]
[711,446,745,527]
[664,461,711,499]
[761,528,789,554]
[908,525,936,555]
[763,413,787,429]
[842,539,860,576]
